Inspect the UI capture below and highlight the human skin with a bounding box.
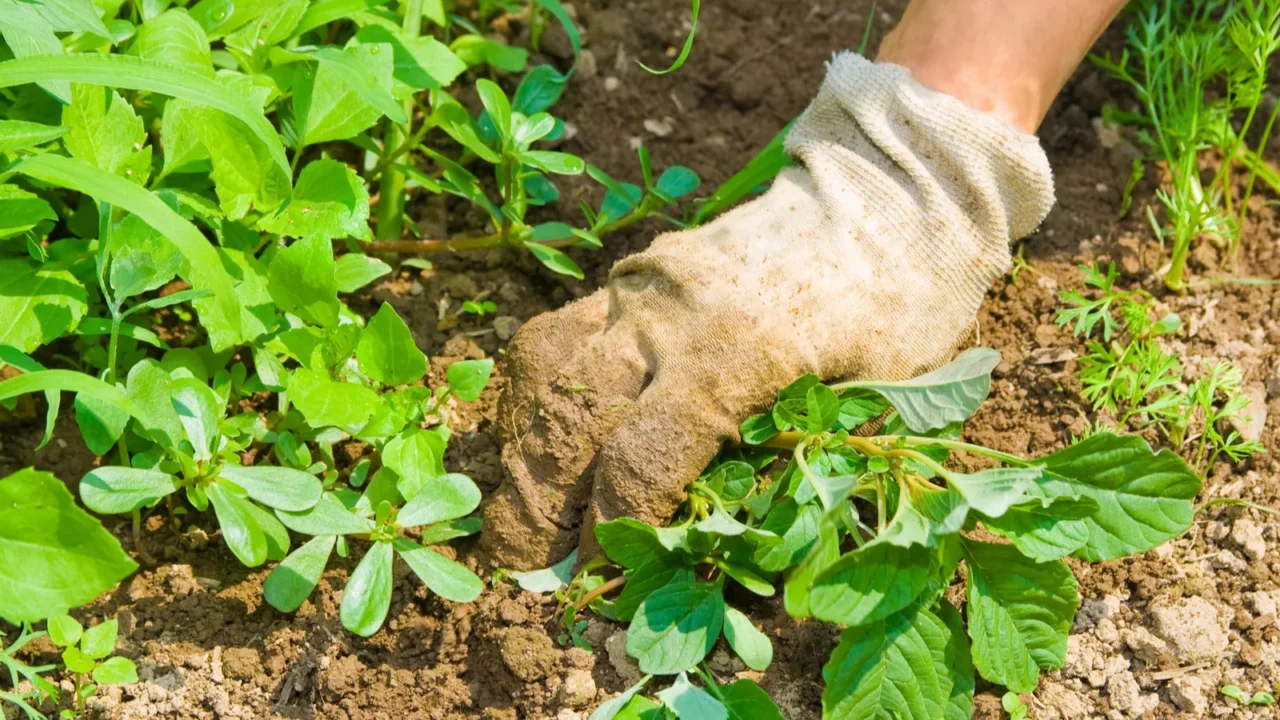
[878,0,1130,133]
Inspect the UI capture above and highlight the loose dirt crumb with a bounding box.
[1149,596,1230,664]
[500,627,558,681]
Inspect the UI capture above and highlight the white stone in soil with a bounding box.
[1149,597,1229,664]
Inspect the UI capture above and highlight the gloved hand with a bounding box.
[481,53,1055,570]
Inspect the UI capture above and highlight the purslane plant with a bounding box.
[562,349,1201,720]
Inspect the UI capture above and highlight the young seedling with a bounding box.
[572,349,1201,718]
[45,616,137,718]
[1221,684,1277,706]
[462,300,498,316]
[1,624,58,720]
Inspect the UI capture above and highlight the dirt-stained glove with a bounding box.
[481,53,1055,570]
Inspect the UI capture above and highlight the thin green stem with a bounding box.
[1195,496,1280,517]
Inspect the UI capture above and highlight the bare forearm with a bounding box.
[877,0,1128,132]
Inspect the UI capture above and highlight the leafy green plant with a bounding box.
[538,349,1201,719]
[1092,0,1280,289]
[46,615,137,718]
[1221,684,1277,705]
[1002,692,1029,720]
[1056,263,1262,473]
[462,299,497,316]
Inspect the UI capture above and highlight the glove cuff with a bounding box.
[786,51,1055,248]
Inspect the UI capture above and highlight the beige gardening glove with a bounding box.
[481,53,1055,570]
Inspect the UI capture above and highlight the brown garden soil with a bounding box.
[4,1,1280,718]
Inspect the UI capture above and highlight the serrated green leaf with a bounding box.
[267,236,341,329]
[264,535,335,612]
[129,9,213,77]
[264,159,371,241]
[0,53,288,175]
[340,540,393,636]
[0,257,87,353]
[30,0,111,37]
[354,25,465,93]
[723,606,772,671]
[293,43,394,146]
[9,154,245,349]
[1037,432,1201,561]
[80,618,118,660]
[627,580,724,674]
[108,213,187,300]
[356,303,425,385]
[289,369,380,429]
[0,1,70,102]
[445,358,492,402]
[840,348,999,432]
[0,184,57,239]
[0,469,138,623]
[334,254,391,293]
[47,614,83,647]
[80,466,178,515]
[223,0,306,55]
[295,0,392,36]
[393,539,483,602]
[963,539,1077,693]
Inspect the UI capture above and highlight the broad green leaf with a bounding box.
[1037,432,1201,561]
[615,562,692,623]
[244,489,291,562]
[334,254,391,293]
[218,465,322,512]
[340,541,393,636]
[720,679,786,720]
[0,184,56,238]
[0,1,69,102]
[293,43,394,146]
[0,257,87,353]
[125,359,184,448]
[353,25,465,93]
[838,388,891,429]
[449,34,527,72]
[822,604,959,720]
[80,618,118,660]
[738,413,779,445]
[475,78,511,140]
[655,166,701,199]
[356,303,425,385]
[595,517,689,569]
[170,377,221,461]
[260,159,371,241]
[982,495,1096,562]
[945,468,1044,519]
[0,469,137,623]
[445,358,492,402]
[524,241,583,279]
[276,491,376,535]
[0,53,288,175]
[289,369,380,429]
[963,540,1078,693]
[656,672,727,720]
[723,606,772,671]
[80,466,178,515]
[47,614,83,647]
[62,645,95,674]
[397,474,481,527]
[839,348,999,432]
[783,515,840,619]
[108,213,187,300]
[393,539,484,602]
[0,120,65,153]
[714,560,775,597]
[28,0,111,37]
[589,677,652,720]
[627,580,724,674]
[694,510,780,545]
[513,65,566,115]
[806,384,840,434]
[381,427,447,499]
[60,79,139,154]
[264,535,335,612]
[510,549,578,593]
[936,599,976,720]
[8,154,244,348]
[809,540,940,627]
[92,656,138,685]
[207,482,268,567]
[306,45,405,122]
[223,0,306,56]
[129,9,214,76]
[295,0,392,36]
[753,499,821,572]
[267,236,341,329]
